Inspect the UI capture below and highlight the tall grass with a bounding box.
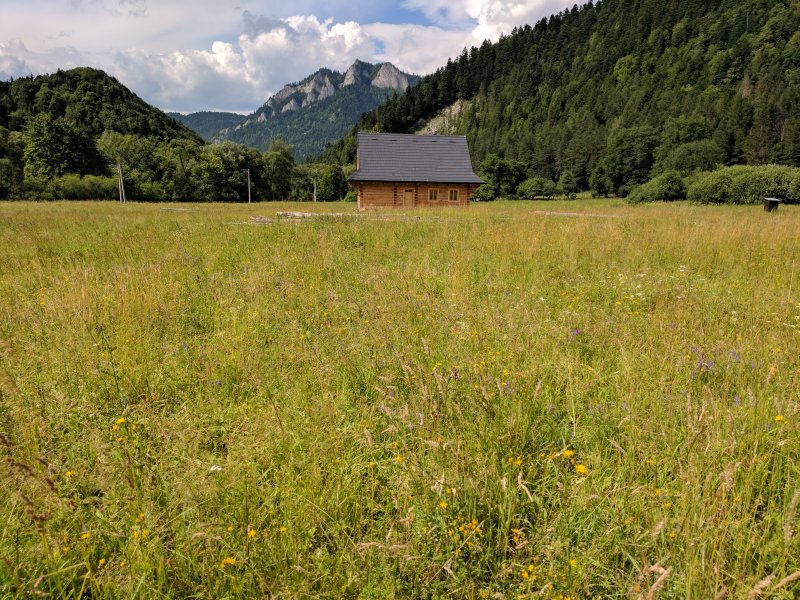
[0,200,798,598]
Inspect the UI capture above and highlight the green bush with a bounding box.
[343,188,358,202]
[627,171,687,203]
[49,174,119,200]
[470,184,496,201]
[687,165,799,204]
[517,177,557,199]
[791,172,800,201]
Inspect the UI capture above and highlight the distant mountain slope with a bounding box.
[0,67,202,144]
[168,111,244,141]
[323,0,800,189]
[216,61,419,160]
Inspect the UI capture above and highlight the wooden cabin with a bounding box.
[348,133,484,209]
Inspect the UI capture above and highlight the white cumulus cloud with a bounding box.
[1,0,580,113]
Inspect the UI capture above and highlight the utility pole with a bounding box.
[242,169,251,203]
[312,176,317,202]
[117,163,126,204]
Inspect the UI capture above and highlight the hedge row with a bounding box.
[687,165,799,204]
[628,165,800,204]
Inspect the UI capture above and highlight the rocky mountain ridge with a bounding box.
[211,60,417,158]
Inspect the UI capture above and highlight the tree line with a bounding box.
[0,68,350,201]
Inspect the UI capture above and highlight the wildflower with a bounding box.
[247,528,257,538]
[98,558,106,567]
[394,455,403,464]
[438,500,448,509]
[562,450,574,458]
[115,417,126,425]
[80,532,90,540]
[220,557,236,568]
[279,526,288,533]
[521,571,529,580]
[775,415,785,423]
[65,470,75,478]
[570,559,577,568]
[574,464,588,475]
[226,526,233,533]
[663,502,672,509]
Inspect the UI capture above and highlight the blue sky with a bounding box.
[0,0,577,113]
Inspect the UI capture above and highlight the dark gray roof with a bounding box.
[349,133,484,184]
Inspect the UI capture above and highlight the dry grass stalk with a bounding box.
[748,575,774,599]
[772,570,800,591]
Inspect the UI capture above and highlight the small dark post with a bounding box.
[764,197,781,212]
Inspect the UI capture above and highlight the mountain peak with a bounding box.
[343,60,374,87]
[372,63,410,91]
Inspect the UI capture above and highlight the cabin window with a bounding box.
[449,189,459,201]
[428,189,439,201]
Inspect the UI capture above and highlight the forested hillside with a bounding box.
[323,0,800,197]
[0,68,201,143]
[0,68,349,201]
[168,111,244,141]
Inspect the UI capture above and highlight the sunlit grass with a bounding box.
[0,200,799,598]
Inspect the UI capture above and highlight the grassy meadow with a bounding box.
[1,200,799,599]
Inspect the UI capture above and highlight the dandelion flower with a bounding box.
[80,532,90,540]
[98,558,106,567]
[65,471,75,478]
[115,417,126,425]
[220,557,236,568]
[394,455,403,464]
[247,528,257,538]
[438,500,448,509]
[562,450,574,458]
[574,464,589,475]
[570,559,577,568]
[775,415,785,423]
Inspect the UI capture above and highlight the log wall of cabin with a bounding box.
[356,182,476,209]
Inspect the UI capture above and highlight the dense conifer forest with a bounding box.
[323,0,800,197]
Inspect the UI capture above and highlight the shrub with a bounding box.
[471,184,496,202]
[627,171,687,203]
[49,174,118,200]
[517,177,557,199]
[791,172,800,201]
[343,189,358,202]
[687,165,799,204]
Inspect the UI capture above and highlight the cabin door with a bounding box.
[403,188,414,207]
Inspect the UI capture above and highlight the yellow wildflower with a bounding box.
[65,470,75,478]
[438,500,448,509]
[574,464,589,475]
[115,417,126,425]
[98,558,106,567]
[570,559,577,568]
[562,450,575,458]
[220,557,236,568]
[775,415,785,423]
[247,528,257,538]
[394,455,403,464]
